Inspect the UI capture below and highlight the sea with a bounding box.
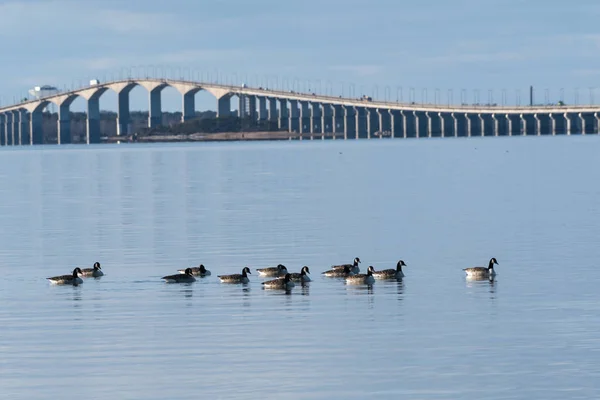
[0,136,599,399]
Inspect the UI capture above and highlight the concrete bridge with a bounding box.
[1,78,600,145]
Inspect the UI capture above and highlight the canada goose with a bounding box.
[218,267,251,284]
[287,266,311,283]
[463,258,498,279]
[322,265,354,277]
[345,266,375,285]
[256,264,288,277]
[80,262,103,278]
[262,273,295,290]
[178,264,211,276]
[372,260,406,280]
[162,268,196,283]
[47,268,84,286]
[330,257,361,274]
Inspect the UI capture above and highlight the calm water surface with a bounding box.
[1,137,600,399]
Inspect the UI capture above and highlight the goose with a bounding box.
[322,265,354,277]
[373,260,406,280]
[286,266,311,283]
[162,268,196,283]
[256,264,288,277]
[262,273,295,290]
[80,262,104,278]
[463,258,498,279]
[218,267,251,284]
[345,265,375,285]
[330,257,361,274]
[178,264,211,276]
[47,268,84,286]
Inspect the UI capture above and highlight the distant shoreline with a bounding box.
[103,131,342,143]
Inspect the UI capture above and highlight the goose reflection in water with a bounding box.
[345,283,374,296]
[300,282,310,296]
[466,275,496,298]
[180,288,193,299]
[396,279,405,300]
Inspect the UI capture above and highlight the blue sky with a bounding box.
[1,0,600,111]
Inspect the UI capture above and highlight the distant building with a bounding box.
[28,85,59,113]
[28,85,59,99]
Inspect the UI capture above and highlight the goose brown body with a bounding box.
[218,267,251,284]
[48,268,84,285]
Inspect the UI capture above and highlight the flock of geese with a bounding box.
[46,257,500,289]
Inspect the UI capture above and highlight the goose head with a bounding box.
[93,262,101,271]
[397,260,406,271]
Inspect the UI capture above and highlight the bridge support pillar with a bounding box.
[217,95,231,118]
[482,114,495,136]
[413,111,422,138]
[299,101,310,138]
[117,89,131,136]
[438,112,445,137]
[377,108,391,138]
[18,110,30,145]
[5,112,14,145]
[534,114,541,136]
[87,96,101,144]
[520,114,527,135]
[4,112,13,145]
[507,114,521,135]
[549,114,556,135]
[148,88,162,128]
[279,99,290,131]
[58,103,71,144]
[355,107,367,139]
[451,113,457,137]
[579,113,585,135]
[248,96,257,121]
[366,108,378,139]
[182,92,196,122]
[595,112,600,134]
[321,104,333,139]
[11,110,20,145]
[492,114,498,136]
[30,110,44,144]
[401,111,410,138]
[388,110,396,138]
[310,102,322,139]
[478,114,485,136]
[268,98,278,130]
[238,95,246,118]
[389,110,399,138]
[332,105,344,139]
[288,100,299,133]
[465,113,472,137]
[425,111,432,137]
[0,114,5,145]
[343,106,356,139]
[258,97,268,121]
